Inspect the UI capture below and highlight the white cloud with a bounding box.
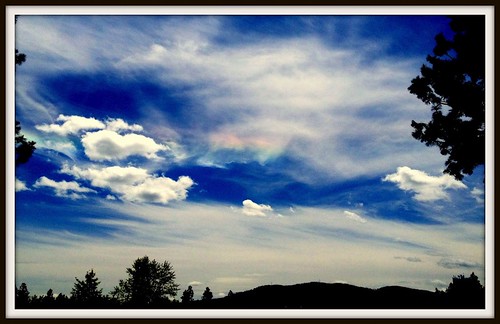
[33,176,96,200]
[241,199,273,217]
[62,164,148,188]
[121,176,194,204]
[105,118,143,133]
[35,114,105,136]
[471,187,485,204]
[81,130,168,161]
[344,210,367,224]
[188,281,203,287]
[35,114,176,162]
[61,165,194,204]
[383,166,467,202]
[15,179,30,192]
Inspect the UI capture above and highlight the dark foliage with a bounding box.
[202,287,213,301]
[15,49,26,66]
[408,16,485,180]
[15,121,36,165]
[15,283,30,308]
[444,272,485,308]
[181,285,194,304]
[15,257,484,310]
[70,269,104,308]
[110,256,179,308]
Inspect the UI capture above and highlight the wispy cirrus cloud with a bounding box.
[17,16,449,182]
[115,21,446,182]
[15,202,485,296]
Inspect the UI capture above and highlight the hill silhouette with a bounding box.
[16,260,484,309]
[190,281,472,309]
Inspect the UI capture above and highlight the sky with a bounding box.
[11,11,487,303]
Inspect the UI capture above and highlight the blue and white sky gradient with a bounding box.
[11,8,488,301]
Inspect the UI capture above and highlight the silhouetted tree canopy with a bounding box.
[181,285,194,304]
[15,49,26,65]
[202,287,213,301]
[111,256,179,308]
[408,16,485,180]
[15,266,484,309]
[71,269,103,306]
[41,289,55,307]
[445,272,485,308]
[15,121,36,165]
[15,283,30,308]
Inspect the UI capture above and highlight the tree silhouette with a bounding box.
[445,272,485,308]
[408,16,485,180]
[111,256,179,308]
[202,287,213,301]
[41,289,55,308]
[181,285,194,304]
[71,269,103,307]
[55,293,70,308]
[15,48,26,65]
[15,283,30,308]
[15,121,36,165]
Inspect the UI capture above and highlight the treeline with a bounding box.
[15,255,485,309]
[15,256,219,309]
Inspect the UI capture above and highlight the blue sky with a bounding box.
[12,11,487,302]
